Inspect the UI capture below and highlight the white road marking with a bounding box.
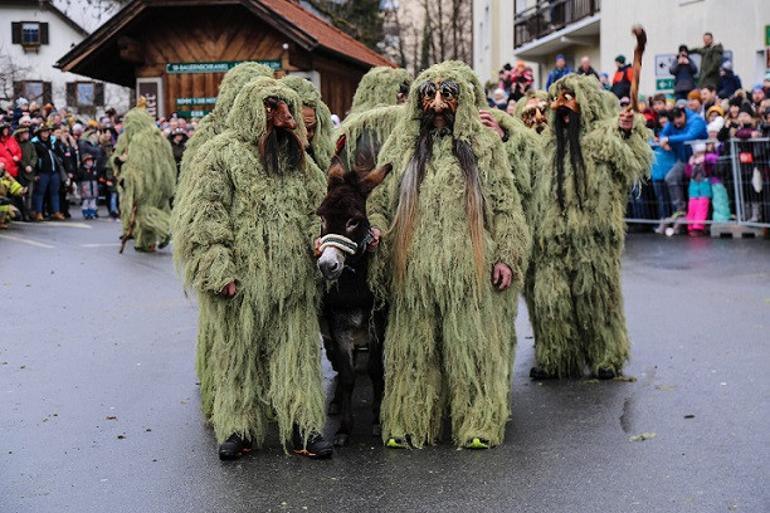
[0,234,55,248]
[80,243,121,248]
[25,221,92,229]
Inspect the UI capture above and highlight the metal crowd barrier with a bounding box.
[626,137,770,235]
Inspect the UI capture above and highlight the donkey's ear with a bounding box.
[359,163,393,195]
[326,158,346,189]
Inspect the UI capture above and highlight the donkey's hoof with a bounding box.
[371,424,382,437]
[529,366,557,380]
[328,402,341,415]
[333,433,350,447]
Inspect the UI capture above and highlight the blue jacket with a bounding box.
[546,66,573,89]
[651,145,677,181]
[660,110,707,162]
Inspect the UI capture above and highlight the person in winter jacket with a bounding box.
[546,54,572,90]
[690,32,723,89]
[670,46,698,100]
[0,122,22,178]
[77,153,99,219]
[576,56,600,82]
[717,61,742,99]
[168,128,187,178]
[610,55,634,99]
[32,125,65,221]
[684,142,713,235]
[659,107,708,216]
[13,126,36,220]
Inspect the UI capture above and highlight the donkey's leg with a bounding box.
[367,309,386,437]
[331,317,357,447]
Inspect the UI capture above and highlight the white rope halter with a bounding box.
[318,233,358,255]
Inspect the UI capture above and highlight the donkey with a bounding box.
[316,155,391,447]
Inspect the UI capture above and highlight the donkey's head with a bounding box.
[316,156,392,280]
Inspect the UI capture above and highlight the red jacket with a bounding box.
[0,135,22,177]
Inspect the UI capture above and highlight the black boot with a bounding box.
[218,433,252,461]
[292,426,333,460]
[529,366,557,380]
[595,368,616,380]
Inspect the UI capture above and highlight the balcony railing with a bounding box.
[514,0,601,48]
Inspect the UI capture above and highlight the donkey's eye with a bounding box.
[346,218,359,231]
[320,217,327,231]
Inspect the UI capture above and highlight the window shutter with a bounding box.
[43,82,52,104]
[66,82,77,106]
[12,22,22,44]
[94,83,105,106]
[40,23,49,44]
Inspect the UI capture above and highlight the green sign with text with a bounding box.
[166,60,281,74]
[766,25,770,46]
[176,97,217,106]
[176,110,211,119]
[656,78,674,91]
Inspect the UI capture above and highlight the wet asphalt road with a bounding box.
[1,213,769,513]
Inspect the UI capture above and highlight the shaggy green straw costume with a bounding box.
[112,107,176,251]
[172,78,327,447]
[349,66,413,115]
[173,63,273,416]
[281,75,334,170]
[336,104,404,173]
[179,62,274,178]
[368,62,530,448]
[528,74,652,378]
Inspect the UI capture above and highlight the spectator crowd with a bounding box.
[488,31,770,234]
[0,97,194,228]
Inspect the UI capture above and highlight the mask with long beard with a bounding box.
[550,88,586,210]
[259,96,305,174]
[391,78,487,285]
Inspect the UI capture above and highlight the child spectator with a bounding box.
[77,153,99,220]
[652,112,676,233]
[685,142,712,235]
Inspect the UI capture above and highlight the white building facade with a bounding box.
[474,0,770,96]
[0,0,129,114]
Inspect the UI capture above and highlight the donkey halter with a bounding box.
[317,228,373,259]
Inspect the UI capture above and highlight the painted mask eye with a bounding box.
[419,82,437,99]
[440,81,459,99]
[320,217,327,232]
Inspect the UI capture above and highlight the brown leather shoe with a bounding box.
[33,212,44,222]
[51,212,66,221]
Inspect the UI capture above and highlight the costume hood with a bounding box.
[350,66,413,114]
[280,75,334,170]
[547,74,613,129]
[226,77,307,147]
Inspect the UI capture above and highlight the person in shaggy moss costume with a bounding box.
[179,62,274,179]
[528,74,652,380]
[173,63,274,418]
[280,75,334,171]
[367,62,530,450]
[112,104,176,252]
[172,77,332,461]
[348,66,412,115]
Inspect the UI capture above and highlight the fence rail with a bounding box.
[626,138,770,234]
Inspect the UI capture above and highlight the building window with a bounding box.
[22,81,44,103]
[21,23,41,45]
[77,82,95,106]
[11,22,49,47]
